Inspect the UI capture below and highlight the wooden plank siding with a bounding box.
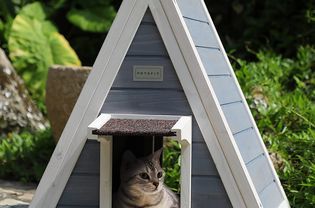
[58,9,232,207]
[247,154,275,193]
[259,182,285,207]
[197,48,230,75]
[220,102,253,134]
[208,75,242,105]
[71,140,100,174]
[126,23,168,56]
[183,18,219,48]
[112,56,182,89]
[58,140,100,207]
[233,128,264,164]
[176,0,208,22]
[176,0,287,207]
[192,177,232,208]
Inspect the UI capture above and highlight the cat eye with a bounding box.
[157,171,163,178]
[139,173,149,179]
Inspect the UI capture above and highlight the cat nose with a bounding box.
[153,181,159,188]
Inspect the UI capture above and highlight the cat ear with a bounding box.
[152,148,163,161]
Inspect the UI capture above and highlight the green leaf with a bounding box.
[49,32,81,66]
[8,2,81,105]
[0,20,4,32]
[19,2,47,20]
[67,6,116,32]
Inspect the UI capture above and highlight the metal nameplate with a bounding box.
[133,66,164,81]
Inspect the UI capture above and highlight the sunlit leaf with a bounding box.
[49,32,81,66]
[19,2,47,20]
[8,2,81,104]
[67,6,116,32]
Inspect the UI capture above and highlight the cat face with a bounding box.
[120,149,164,193]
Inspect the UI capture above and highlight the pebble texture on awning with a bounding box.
[92,119,177,136]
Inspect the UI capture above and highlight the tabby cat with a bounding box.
[113,149,179,208]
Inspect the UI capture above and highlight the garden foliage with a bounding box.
[0,129,55,182]
[163,140,181,193]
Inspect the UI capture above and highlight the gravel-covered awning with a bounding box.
[92,118,177,136]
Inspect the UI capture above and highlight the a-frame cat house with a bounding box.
[31,0,290,207]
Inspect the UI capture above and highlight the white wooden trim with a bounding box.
[171,116,192,145]
[152,0,261,207]
[99,136,112,208]
[30,0,149,207]
[88,114,112,130]
[110,113,182,120]
[88,114,112,140]
[170,116,192,208]
[279,200,291,208]
[180,143,191,208]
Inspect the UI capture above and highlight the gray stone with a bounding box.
[0,180,35,207]
[0,48,48,136]
[46,65,91,142]
[0,199,27,206]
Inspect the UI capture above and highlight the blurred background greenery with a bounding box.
[0,0,314,207]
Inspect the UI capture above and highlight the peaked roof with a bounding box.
[30,0,289,207]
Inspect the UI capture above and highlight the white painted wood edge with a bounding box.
[170,116,192,208]
[87,114,111,140]
[180,141,191,208]
[171,116,192,145]
[100,136,112,208]
[110,113,181,120]
[279,199,291,208]
[88,114,112,130]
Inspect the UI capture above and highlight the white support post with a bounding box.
[171,116,192,208]
[171,116,192,145]
[99,136,112,208]
[180,141,191,208]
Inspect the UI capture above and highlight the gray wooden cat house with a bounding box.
[31,0,290,207]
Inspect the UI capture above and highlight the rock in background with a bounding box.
[0,48,47,136]
[46,65,91,141]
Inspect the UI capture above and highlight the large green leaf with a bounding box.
[8,2,80,106]
[67,5,116,32]
[18,1,47,20]
[49,32,81,65]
